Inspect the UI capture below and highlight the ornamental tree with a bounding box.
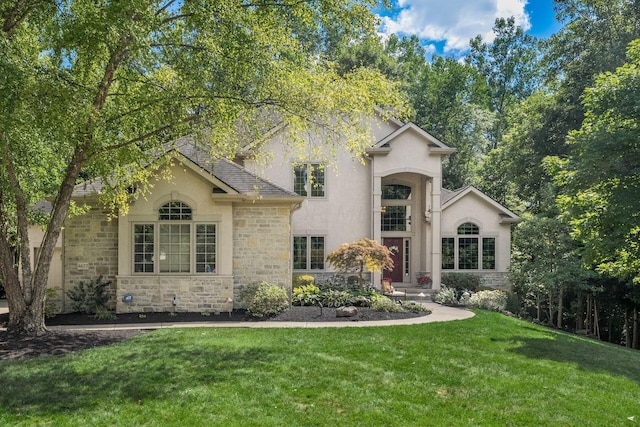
[0,0,406,335]
[326,238,394,288]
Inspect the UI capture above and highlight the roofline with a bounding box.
[211,194,304,204]
[442,186,521,223]
[167,150,240,195]
[372,122,456,155]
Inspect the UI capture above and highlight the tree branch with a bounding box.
[2,0,44,38]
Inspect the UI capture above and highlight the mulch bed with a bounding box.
[0,305,430,360]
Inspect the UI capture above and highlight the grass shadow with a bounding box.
[503,329,640,383]
[0,330,278,416]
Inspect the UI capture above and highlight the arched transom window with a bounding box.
[442,222,496,271]
[133,201,216,274]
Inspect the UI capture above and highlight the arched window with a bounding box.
[442,222,495,271]
[381,184,413,231]
[159,201,192,220]
[133,201,217,274]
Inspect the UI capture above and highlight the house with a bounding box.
[31,114,519,314]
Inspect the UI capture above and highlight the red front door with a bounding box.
[383,238,404,283]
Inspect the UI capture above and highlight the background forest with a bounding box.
[329,0,640,348]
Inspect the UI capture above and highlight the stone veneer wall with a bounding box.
[232,205,293,307]
[63,206,119,312]
[441,271,512,290]
[115,276,234,313]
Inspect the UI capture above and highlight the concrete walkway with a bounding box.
[0,299,475,330]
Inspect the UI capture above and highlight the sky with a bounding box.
[377,0,561,57]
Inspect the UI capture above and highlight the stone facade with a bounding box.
[62,206,119,312]
[232,205,293,305]
[442,271,512,291]
[115,275,234,313]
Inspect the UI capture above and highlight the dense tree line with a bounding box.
[343,0,640,348]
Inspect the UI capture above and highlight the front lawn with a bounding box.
[1,311,639,426]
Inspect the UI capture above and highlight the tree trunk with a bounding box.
[633,309,639,350]
[7,302,47,336]
[557,287,564,329]
[576,292,584,332]
[625,308,630,347]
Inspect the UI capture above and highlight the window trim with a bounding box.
[441,222,497,271]
[132,221,218,275]
[293,235,325,271]
[293,162,326,198]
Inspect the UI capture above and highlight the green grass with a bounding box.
[1,311,639,426]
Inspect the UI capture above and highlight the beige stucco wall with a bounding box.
[245,119,451,288]
[441,191,514,289]
[27,225,64,312]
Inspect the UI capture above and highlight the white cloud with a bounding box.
[380,0,530,54]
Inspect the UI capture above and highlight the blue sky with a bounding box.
[377,0,561,57]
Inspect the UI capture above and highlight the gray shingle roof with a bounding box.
[172,137,297,197]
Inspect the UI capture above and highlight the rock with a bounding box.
[336,306,358,318]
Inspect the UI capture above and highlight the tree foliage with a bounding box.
[326,238,393,287]
[559,39,640,284]
[0,0,406,335]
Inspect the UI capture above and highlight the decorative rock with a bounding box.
[336,306,358,318]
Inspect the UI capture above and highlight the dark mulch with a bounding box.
[0,305,430,360]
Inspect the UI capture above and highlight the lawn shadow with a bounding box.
[500,329,640,384]
[0,331,279,417]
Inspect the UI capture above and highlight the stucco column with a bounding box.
[431,175,442,290]
[372,173,383,288]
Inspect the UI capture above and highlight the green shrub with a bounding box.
[45,288,60,318]
[94,306,117,321]
[404,301,432,313]
[441,273,481,293]
[293,274,315,288]
[66,276,112,314]
[469,290,508,312]
[292,284,321,306]
[370,294,405,313]
[433,286,460,305]
[239,281,289,318]
[320,289,353,308]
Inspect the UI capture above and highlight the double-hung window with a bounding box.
[441,222,496,271]
[133,201,217,274]
[293,236,325,270]
[293,163,325,197]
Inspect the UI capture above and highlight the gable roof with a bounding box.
[69,138,299,200]
[171,137,298,198]
[442,186,520,224]
[367,122,456,156]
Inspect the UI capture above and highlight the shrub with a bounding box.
[433,285,460,305]
[293,274,315,288]
[292,284,321,306]
[66,276,112,314]
[404,301,432,312]
[94,306,117,321]
[469,290,508,312]
[320,289,353,308]
[45,288,60,318]
[239,281,289,318]
[441,272,481,293]
[317,276,358,293]
[370,294,405,313]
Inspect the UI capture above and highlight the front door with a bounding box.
[383,238,404,283]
